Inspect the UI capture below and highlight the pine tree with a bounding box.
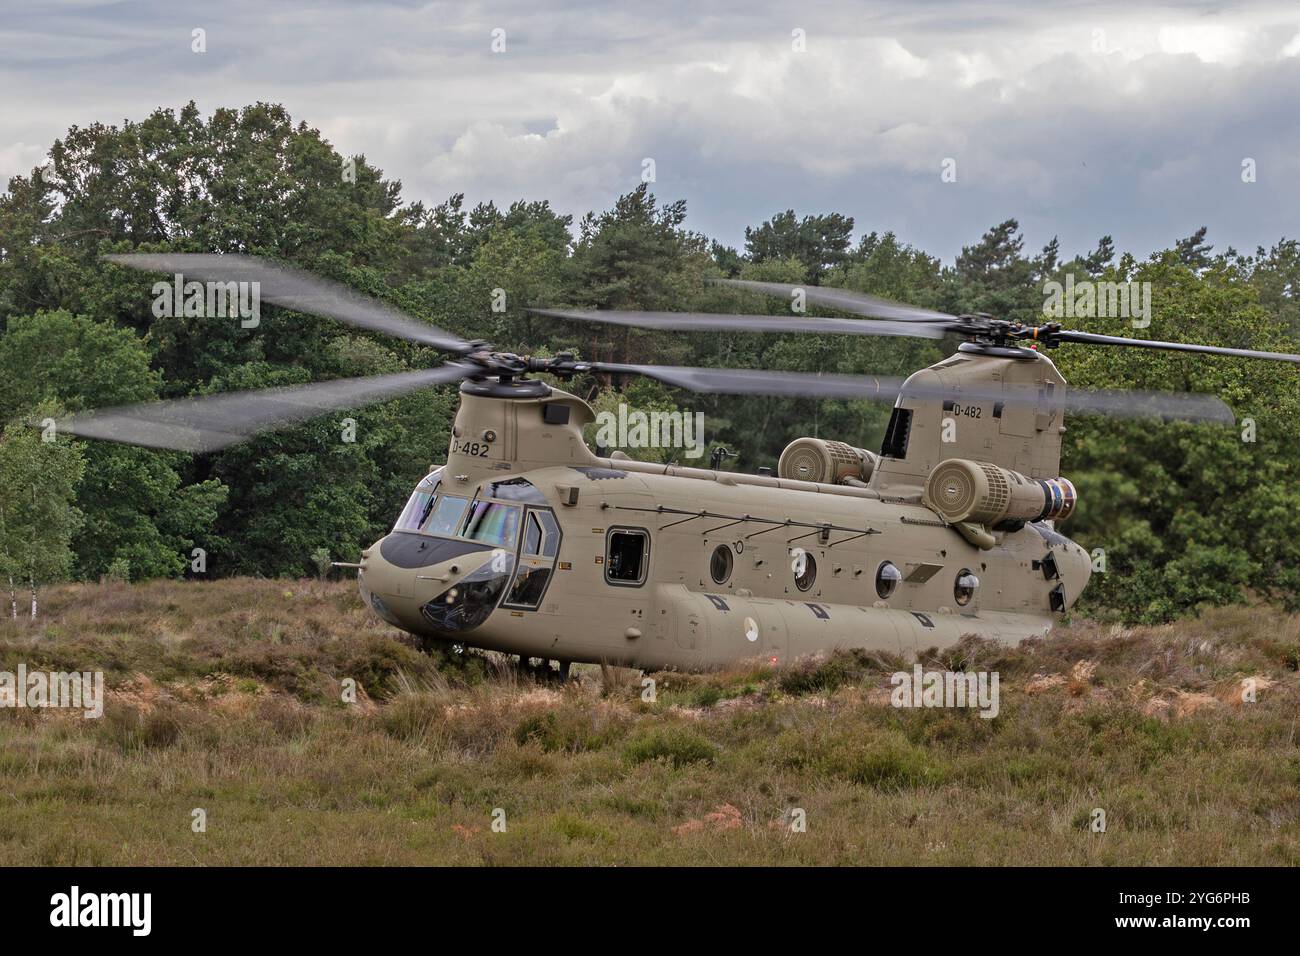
[1175,226,1214,270]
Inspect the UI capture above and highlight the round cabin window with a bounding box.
[710,544,734,584]
[954,569,979,606]
[793,550,817,591]
[876,561,902,599]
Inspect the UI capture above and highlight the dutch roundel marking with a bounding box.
[705,594,730,611]
[911,611,935,628]
[806,603,829,620]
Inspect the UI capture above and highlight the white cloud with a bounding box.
[1157,23,1254,64]
[0,142,48,185]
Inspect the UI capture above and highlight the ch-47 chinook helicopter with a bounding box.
[60,253,1300,672]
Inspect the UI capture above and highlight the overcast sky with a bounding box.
[3,0,1299,262]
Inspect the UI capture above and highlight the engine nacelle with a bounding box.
[778,438,879,485]
[923,458,1076,526]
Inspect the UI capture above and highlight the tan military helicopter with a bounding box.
[61,254,1300,672]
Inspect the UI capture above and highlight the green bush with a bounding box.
[777,649,874,696]
[623,725,715,767]
[513,708,629,753]
[843,744,946,790]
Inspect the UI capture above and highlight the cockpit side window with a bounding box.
[522,510,560,558]
[523,511,543,555]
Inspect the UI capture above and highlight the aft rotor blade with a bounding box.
[581,362,1233,423]
[103,253,473,353]
[711,278,957,323]
[1046,386,1233,423]
[56,364,477,453]
[588,362,908,399]
[1053,329,1300,363]
[529,308,950,340]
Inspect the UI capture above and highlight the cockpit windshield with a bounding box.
[424,495,469,536]
[392,470,524,550]
[393,470,443,531]
[459,500,521,547]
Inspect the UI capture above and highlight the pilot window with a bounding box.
[393,472,443,531]
[423,495,468,536]
[394,490,434,531]
[606,529,649,585]
[460,501,522,548]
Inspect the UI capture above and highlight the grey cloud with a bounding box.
[2,0,1298,261]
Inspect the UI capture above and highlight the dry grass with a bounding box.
[1,579,1298,865]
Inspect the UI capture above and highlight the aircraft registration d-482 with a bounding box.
[63,254,1300,671]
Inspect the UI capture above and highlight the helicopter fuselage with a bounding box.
[357,356,1092,669]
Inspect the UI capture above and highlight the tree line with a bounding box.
[1,102,1298,623]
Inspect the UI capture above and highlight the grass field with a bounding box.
[1,578,1298,865]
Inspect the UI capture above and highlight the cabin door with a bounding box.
[501,508,561,610]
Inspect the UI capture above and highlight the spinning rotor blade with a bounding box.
[708,278,1300,365]
[587,362,908,399]
[575,362,1233,423]
[998,382,1232,424]
[1052,329,1300,363]
[56,364,477,453]
[711,278,958,323]
[528,308,949,340]
[103,253,473,353]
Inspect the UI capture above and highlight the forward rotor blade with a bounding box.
[529,308,949,340]
[103,253,472,353]
[1054,329,1300,363]
[711,278,957,323]
[581,362,1233,423]
[56,364,477,453]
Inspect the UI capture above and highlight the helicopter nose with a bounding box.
[375,531,498,574]
[416,555,515,633]
[359,532,512,634]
